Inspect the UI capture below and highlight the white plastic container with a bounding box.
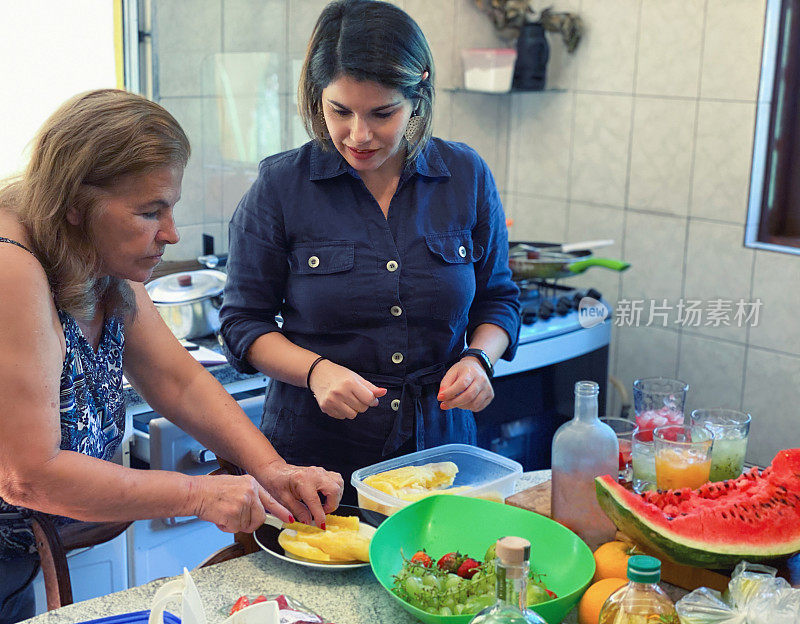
[461,48,518,93]
[351,443,522,516]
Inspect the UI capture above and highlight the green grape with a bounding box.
[454,604,465,615]
[422,573,440,590]
[465,593,496,614]
[404,576,425,600]
[526,583,550,606]
[438,606,453,616]
[445,574,463,590]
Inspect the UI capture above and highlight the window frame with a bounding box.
[745,0,800,255]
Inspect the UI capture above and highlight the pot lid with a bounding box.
[145,269,227,304]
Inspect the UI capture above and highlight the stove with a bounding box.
[478,279,613,470]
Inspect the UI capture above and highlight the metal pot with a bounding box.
[509,241,630,281]
[145,269,227,340]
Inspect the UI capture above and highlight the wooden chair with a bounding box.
[195,457,259,568]
[29,512,132,611]
[23,457,258,610]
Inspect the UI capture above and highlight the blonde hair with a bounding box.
[297,0,435,161]
[0,89,190,321]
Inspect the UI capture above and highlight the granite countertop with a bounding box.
[23,471,687,624]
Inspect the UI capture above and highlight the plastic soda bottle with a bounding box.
[599,555,680,624]
[551,380,619,550]
[468,537,547,624]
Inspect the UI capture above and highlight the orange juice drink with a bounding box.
[655,447,712,490]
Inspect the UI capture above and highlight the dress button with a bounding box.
[391,399,401,411]
[386,260,399,272]
[458,245,467,258]
[308,255,320,268]
[391,352,404,364]
[390,305,402,317]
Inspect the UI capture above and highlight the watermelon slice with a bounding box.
[595,448,800,568]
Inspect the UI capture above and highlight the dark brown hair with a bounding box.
[297,0,435,161]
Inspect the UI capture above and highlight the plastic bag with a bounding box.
[675,561,800,624]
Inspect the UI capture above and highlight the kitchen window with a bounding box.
[746,0,800,254]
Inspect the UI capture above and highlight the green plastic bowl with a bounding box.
[369,495,595,624]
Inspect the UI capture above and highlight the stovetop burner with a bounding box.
[515,280,607,344]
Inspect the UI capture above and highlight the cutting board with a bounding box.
[505,480,731,592]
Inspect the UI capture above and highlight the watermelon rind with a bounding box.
[595,474,800,569]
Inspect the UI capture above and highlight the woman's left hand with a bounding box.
[256,461,344,528]
[437,357,494,412]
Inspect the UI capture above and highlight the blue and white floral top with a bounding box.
[0,236,125,559]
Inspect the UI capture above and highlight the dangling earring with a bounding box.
[405,114,424,143]
[312,111,329,140]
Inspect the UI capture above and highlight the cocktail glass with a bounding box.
[631,428,656,493]
[690,408,751,482]
[653,424,714,491]
[600,417,636,485]
[633,378,689,432]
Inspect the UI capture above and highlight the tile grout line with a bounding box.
[676,0,710,381]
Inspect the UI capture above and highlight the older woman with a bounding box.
[220,0,521,504]
[0,89,342,623]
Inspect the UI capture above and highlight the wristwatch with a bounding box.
[460,348,494,379]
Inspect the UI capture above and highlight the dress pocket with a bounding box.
[285,241,358,329]
[423,230,482,320]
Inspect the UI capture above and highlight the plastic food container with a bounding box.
[461,48,518,93]
[351,443,523,516]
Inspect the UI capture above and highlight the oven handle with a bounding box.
[190,448,217,465]
[162,515,201,527]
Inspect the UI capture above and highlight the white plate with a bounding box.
[253,505,386,571]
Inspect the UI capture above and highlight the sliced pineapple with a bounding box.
[363,461,459,498]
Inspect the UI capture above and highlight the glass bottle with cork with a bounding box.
[599,554,680,623]
[468,536,546,624]
[551,380,619,550]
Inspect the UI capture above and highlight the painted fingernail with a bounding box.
[321,522,327,531]
[289,515,295,523]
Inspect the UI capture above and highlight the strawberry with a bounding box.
[456,557,481,579]
[410,549,433,568]
[229,596,250,615]
[437,551,465,573]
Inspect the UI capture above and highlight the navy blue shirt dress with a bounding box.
[220,138,520,498]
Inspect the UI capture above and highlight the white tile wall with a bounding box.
[574,0,640,94]
[627,97,695,215]
[508,92,573,200]
[700,0,767,101]
[742,348,800,465]
[690,100,757,223]
[570,93,633,206]
[151,0,799,460]
[636,0,705,98]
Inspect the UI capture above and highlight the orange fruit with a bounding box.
[577,578,627,624]
[592,540,641,582]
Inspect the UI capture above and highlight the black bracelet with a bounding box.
[306,356,327,395]
[460,348,494,379]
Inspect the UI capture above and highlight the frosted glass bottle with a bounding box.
[551,380,619,550]
[468,537,547,624]
[599,555,680,624]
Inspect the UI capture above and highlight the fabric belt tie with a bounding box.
[361,360,452,457]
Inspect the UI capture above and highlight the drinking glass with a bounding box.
[653,424,714,490]
[690,409,751,482]
[600,417,636,485]
[633,378,689,432]
[631,429,656,493]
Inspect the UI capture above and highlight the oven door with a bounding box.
[126,392,265,586]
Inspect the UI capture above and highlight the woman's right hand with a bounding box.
[192,473,292,533]
[308,359,386,420]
